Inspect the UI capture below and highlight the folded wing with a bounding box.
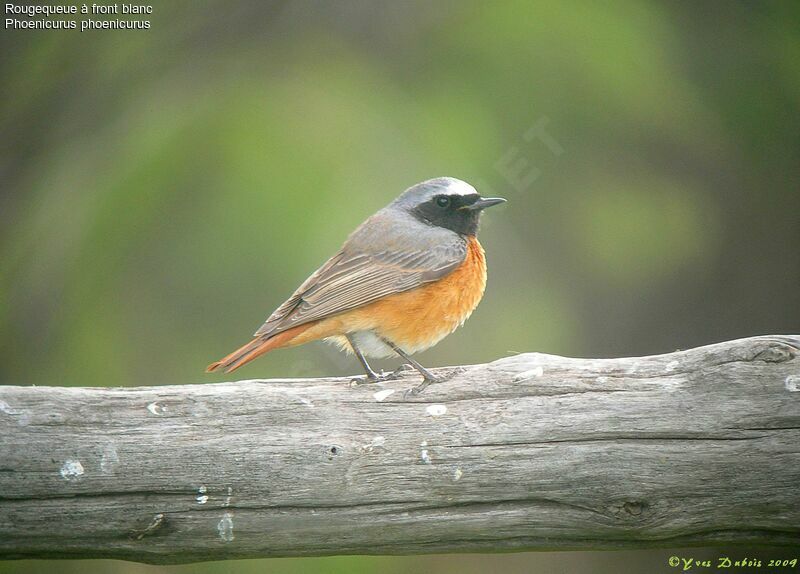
[254,214,467,338]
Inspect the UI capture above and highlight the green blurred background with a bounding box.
[1,1,798,572]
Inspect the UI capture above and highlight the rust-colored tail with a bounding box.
[206,323,312,374]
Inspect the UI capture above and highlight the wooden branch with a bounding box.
[1,335,799,564]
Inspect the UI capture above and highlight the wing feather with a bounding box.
[253,220,467,338]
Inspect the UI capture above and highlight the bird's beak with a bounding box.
[461,197,507,211]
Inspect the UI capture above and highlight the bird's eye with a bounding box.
[436,196,450,208]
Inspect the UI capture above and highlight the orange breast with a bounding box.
[287,236,487,353]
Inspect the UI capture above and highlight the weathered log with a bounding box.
[1,335,798,564]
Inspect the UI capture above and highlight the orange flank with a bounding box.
[207,236,487,374]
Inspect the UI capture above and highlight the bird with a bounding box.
[207,177,505,393]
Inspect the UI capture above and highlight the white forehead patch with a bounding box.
[443,178,478,197]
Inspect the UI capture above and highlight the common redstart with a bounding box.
[207,177,505,393]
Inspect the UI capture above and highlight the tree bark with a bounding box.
[1,335,798,564]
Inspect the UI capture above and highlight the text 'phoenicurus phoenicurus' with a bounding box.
[207,177,505,393]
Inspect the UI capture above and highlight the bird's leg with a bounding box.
[347,335,421,386]
[380,337,441,395]
[347,334,406,385]
[346,334,382,383]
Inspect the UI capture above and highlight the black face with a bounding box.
[411,193,484,236]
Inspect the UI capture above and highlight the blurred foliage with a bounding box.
[1,0,798,572]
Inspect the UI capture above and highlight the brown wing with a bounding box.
[254,219,467,338]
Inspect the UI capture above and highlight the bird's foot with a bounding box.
[390,363,414,376]
[349,370,399,386]
[404,375,444,397]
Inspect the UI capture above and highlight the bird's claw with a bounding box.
[403,376,441,397]
[391,363,414,376]
[352,367,445,394]
[349,370,400,386]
